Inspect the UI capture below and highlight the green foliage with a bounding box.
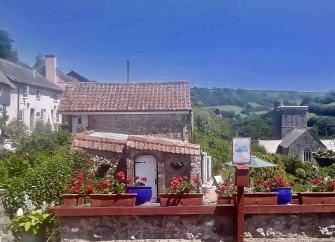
[0,29,18,62]
[191,87,321,109]
[251,153,287,181]
[2,148,91,217]
[33,54,45,75]
[7,209,55,235]
[4,119,28,145]
[232,111,273,139]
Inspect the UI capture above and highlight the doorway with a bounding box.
[135,155,158,201]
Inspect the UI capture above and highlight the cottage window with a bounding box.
[22,86,28,98]
[78,117,82,125]
[304,148,312,162]
[18,110,24,121]
[36,89,41,100]
[56,113,60,123]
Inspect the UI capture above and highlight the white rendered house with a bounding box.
[0,58,62,131]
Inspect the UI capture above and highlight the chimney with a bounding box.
[45,54,57,83]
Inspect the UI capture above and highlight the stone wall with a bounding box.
[0,189,13,242]
[59,215,234,242]
[288,131,326,161]
[58,213,335,242]
[245,214,335,240]
[88,113,191,140]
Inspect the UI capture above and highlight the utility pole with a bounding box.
[127,60,130,83]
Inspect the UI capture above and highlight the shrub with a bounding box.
[2,148,88,217]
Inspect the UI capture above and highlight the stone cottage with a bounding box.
[58,81,192,140]
[259,101,327,162]
[72,131,201,201]
[276,128,326,162]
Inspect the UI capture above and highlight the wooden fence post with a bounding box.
[235,164,250,242]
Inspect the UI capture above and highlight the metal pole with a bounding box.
[127,60,130,83]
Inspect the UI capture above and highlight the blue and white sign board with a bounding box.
[232,137,251,164]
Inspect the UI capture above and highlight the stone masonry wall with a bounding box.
[59,215,234,242]
[245,214,335,240]
[88,113,191,140]
[58,213,335,242]
[289,131,326,161]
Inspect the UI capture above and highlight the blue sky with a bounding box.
[0,0,335,91]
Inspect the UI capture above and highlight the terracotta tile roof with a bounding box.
[72,132,200,155]
[72,132,127,153]
[127,135,201,155]
[58,81,191,112]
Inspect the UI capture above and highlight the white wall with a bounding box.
[5,85,61,131]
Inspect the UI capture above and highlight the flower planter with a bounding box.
[271,187,292,204]
[159,193,203,206]
[217,196,233,205]
[90,193,137,207]
[126,186,152,205]
[298,192,335,205]
[61,194,79,207]
[240,192,278,205]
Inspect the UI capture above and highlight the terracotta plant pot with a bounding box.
[159,193,203,206]
[61,194,79,207]
[217,196,233,205]
[90,193,137,207]
[239,192,278,205]
[298,192,335,205]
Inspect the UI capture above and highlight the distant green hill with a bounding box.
[191,87,323,110]
[191,87,328,139]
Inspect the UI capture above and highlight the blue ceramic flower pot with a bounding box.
[271,187,292,204]
[126,186,152,205]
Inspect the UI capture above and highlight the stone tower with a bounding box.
[272,100,308,139]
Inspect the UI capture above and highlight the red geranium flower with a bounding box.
[71,185,80,193]
[116,171,126,180]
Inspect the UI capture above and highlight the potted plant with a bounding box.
[243,178,278,205]
[268,176,294,204]
[313,150,335,167]
[159,176,203,206]
[61,171,94,207]
[7,208,55,242]
[216,175,235,204]
[298,176,335,204]
[126,176,152,205]
[89,171,137,207]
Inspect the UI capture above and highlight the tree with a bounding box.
[0,30,18,62]
[33,54,45,75]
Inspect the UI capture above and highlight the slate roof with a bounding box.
[57,69,78,84]
[58,81,191,112]
[67,70,93,82]
[277,128,326,149]
[0,71,15,89]
[0,58,62,91]
[72,131,201,155]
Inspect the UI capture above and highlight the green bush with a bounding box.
[2,148,90,217]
